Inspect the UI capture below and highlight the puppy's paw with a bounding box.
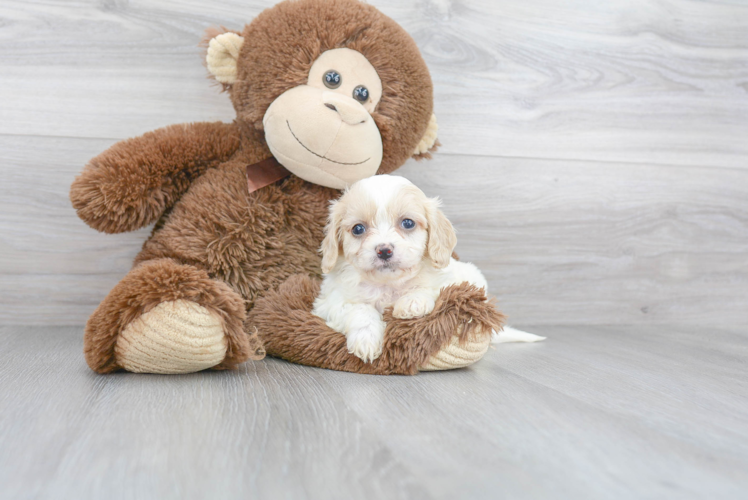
[393,293,436,319]
[346,322,385,363]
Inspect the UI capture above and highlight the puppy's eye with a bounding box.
[351,224,366,236]
[352,85,369,103]
[401,218,416,230]
[323,70,342,89]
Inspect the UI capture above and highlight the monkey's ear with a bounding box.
[412,113,439,158]
[206,32,245,85]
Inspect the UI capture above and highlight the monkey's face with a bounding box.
[262,49,384,189]
[204,0,439,189]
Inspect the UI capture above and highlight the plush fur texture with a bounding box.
[71,122,242,234]
[83,258,265,373]
[70,0,499,374]
[249,275,505,375]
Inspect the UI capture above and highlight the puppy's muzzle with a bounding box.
[376,244,394,261]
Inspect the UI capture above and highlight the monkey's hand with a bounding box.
[70,122,241,234]
[249,275,506,375]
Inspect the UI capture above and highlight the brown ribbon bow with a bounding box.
[246,157,291,194]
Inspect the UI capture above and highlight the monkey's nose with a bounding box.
[376,244,393,261]
[322,91,370,125]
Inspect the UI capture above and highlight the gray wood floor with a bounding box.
[1,325,747,500]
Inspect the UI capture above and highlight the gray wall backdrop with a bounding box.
[1,0,746,327]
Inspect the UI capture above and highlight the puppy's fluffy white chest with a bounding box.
[314,261,431,318]
[358,282,398,314]
[355,278,420,314]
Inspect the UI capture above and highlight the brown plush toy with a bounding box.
[70,0,505,375]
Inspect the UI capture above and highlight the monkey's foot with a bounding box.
[250,275,505,375]
[114,300,228,374]
[419,325,492,371]
[84,258,262,374]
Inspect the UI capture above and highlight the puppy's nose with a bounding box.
[376,244,393,261]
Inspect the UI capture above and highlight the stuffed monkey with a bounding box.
[70,0,504,375]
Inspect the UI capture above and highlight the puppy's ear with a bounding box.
[426,197,457,269]
[320,199,344,274]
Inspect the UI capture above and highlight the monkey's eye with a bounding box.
[323,70,342,89]
[352,85,369,103]
[351,224,366,236]
[401,219,416,230]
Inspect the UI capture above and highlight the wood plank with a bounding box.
[2,133,745,326]
[320,324,748,499]
[0,135,148,276]
[1,325,747,499]
[0,0,746,167]
[0,326,432,500]
[415,0,748,168]
[399,155,748,327]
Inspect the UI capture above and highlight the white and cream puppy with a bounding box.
[312,175,490,363]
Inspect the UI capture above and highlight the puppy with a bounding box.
[312,175,490,363]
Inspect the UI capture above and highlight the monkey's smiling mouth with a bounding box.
[286,121,370,166]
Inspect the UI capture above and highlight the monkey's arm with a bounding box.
[249,275,505,375]
[70,121,241,234]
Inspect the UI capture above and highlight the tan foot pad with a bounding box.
[419,330,491,371]
[115,300,228,374]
